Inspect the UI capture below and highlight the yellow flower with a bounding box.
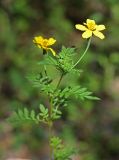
[33,36,56,56]
[75,19,106,39]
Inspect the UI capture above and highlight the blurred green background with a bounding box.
[0,0,119,159]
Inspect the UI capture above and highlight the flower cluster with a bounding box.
[33,19,106,56]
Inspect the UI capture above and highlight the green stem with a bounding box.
[49,121,53,160]
[48,73,64,159]
[49,98,54,160]
[44,65,47,76]
[48,71,64,160]
[56,73,64,90]
[71,38,91,69]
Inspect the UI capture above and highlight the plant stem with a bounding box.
[44,65,47,76]
[48,72,64,160]
[48,97,54,160]
[56,73,64,90]
[47,70,65,160]
[49,121,53,160]
[71,38,91,69]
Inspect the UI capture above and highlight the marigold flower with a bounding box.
[75,19,106,39]
[33,36,56,56]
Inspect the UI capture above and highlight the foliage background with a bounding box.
[0,0,119,159]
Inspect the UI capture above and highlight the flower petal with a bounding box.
[48,48,56,56]
[82,30,92,39]
[36,36,43,42]
[48,38,56,46]
[75,24,87,31]
[33,36,44,45]
[33,39,41,48]
[86,19,95,25]
[93,30,105,39]
[37,45,41,48]
[96,25,106,31]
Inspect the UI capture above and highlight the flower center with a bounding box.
[43,40,48,47]
[87,22,96,31]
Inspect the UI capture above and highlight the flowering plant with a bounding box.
[9,19,105,160]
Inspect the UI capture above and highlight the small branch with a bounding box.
[56,73,64,90]
[49,121,53,160]
[71,37,91,69]
[48,98,54,160]
[44,65,48,76]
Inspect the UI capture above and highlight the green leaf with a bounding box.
[24,108,29,119]
[39,104,49,122]
[85,95,100,100]
[27,72,54,95]
[68,86,100,101]
[39,104,46,113]
[18,109,24,119]
[38,55,58,66]
[31,110,35,120]
[51,107,62,120]
[50,137,62,149]
[40,46,81,75]
[9,108,41,124]
[50,136,76,160]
